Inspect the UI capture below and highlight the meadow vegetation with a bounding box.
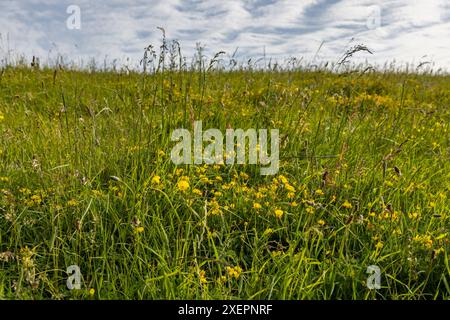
[0,46,449,299]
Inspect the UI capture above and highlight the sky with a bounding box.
[0,0,449,70]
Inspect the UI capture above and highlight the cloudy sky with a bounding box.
[0,0,449,70]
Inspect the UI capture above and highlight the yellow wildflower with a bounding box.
[199,270,207,284]
[226,266,242,279]
[239,172,249,179]
[253,202,262,209]
[278,175,288,184]
[67,199,78,207]
[218,275,227,284]
[274,209,284,219]
[134,226,144,233]
[271,250,283,257]
[375,241,384,250]
[151,175,161,185]
[342,200,352,209]
[92,189,103,197]
[177,180,190,191]
[255,191,265,199]
[19,188,31,195]
[306,207,315,214]
[315,189,325,196]
[285,184,295,193]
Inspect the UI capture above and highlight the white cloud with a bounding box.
[0,0,448,70]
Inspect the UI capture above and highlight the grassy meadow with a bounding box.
[0,56,449,299]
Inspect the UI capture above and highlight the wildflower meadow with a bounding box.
[0,48,449,299]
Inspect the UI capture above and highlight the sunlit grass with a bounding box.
[0,62,449,299]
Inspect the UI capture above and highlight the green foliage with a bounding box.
[0,66,449,299]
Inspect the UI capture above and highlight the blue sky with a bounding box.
[0,0,449,70]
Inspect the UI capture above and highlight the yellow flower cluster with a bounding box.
[226,266,243,279]
[177,176,190,192]
[412,234,433,249]
[151,175,161,185]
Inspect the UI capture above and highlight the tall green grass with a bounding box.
[0,55,449,299]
